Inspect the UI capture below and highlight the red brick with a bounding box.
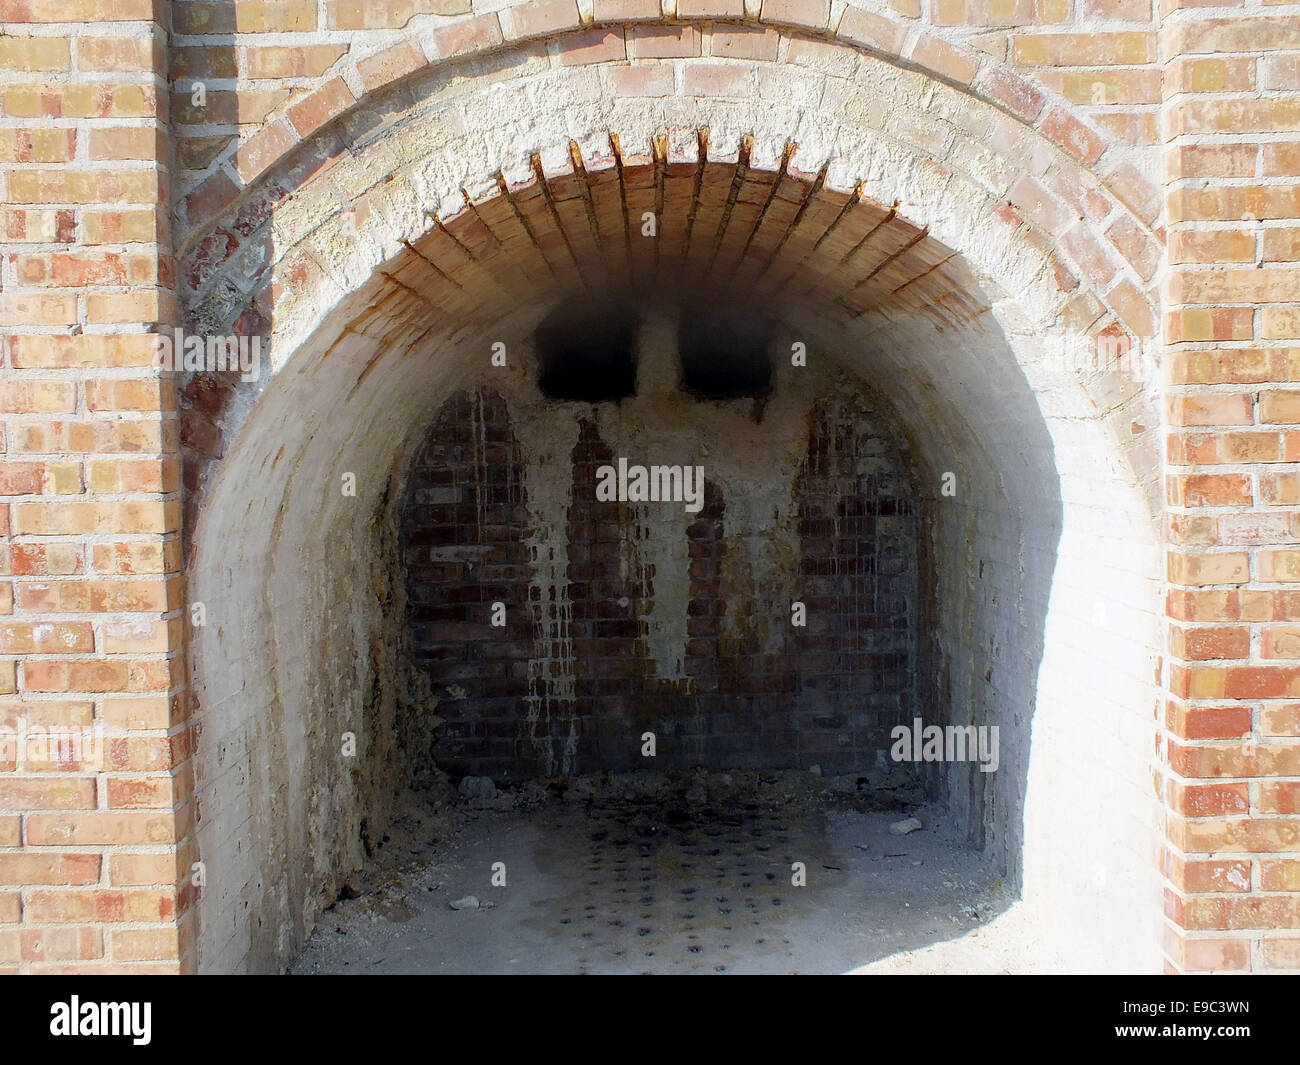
[356,40,426,92]
[559,27,626,65]
[0,853,100,886]
[761,0,830,28]
[432,13,504,59]
[287,78,355,138]
[504,0,580,37]
[630,25,701,59]
[710,26,778,62]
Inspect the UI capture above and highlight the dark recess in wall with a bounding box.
[677,301,774,399]
[536,297,639,401]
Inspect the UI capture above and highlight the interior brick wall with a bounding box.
[402,384,917,781]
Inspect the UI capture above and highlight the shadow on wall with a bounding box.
[390,286,1064,908]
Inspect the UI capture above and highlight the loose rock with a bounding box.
[458,776,497,802]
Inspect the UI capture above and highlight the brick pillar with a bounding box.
[1161,3,1300,972]
[0,1,188,971]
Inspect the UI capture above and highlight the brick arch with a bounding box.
[179,40,1166,972]
[175,6,1153,250]
[176,33,1163,517]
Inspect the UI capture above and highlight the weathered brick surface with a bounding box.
[0,0,1293,974]
[1160,2,1300,973]
[0,0,186,973]
[402,389,916,780]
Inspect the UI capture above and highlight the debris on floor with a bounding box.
[289,767,1014,974]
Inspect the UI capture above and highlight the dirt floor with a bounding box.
[289,768,1028,975]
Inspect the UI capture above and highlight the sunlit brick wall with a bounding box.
[1160,4,1300,975]
[0,0,187,970]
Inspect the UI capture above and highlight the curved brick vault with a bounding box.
[1,0,1298,976]
[177,33,1166,522]
[178,40,1165,972]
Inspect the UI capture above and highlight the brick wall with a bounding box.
[402,380,917,781]
[164,0,1166,238]
[0,0,1295,973]
[1159,4,1300,975]
[0,0,187,971]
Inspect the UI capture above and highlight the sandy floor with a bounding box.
[290,771,1033,975]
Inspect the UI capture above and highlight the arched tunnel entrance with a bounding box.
[182,127,1164,974]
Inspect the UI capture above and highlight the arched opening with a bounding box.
[179,42,1164,974]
